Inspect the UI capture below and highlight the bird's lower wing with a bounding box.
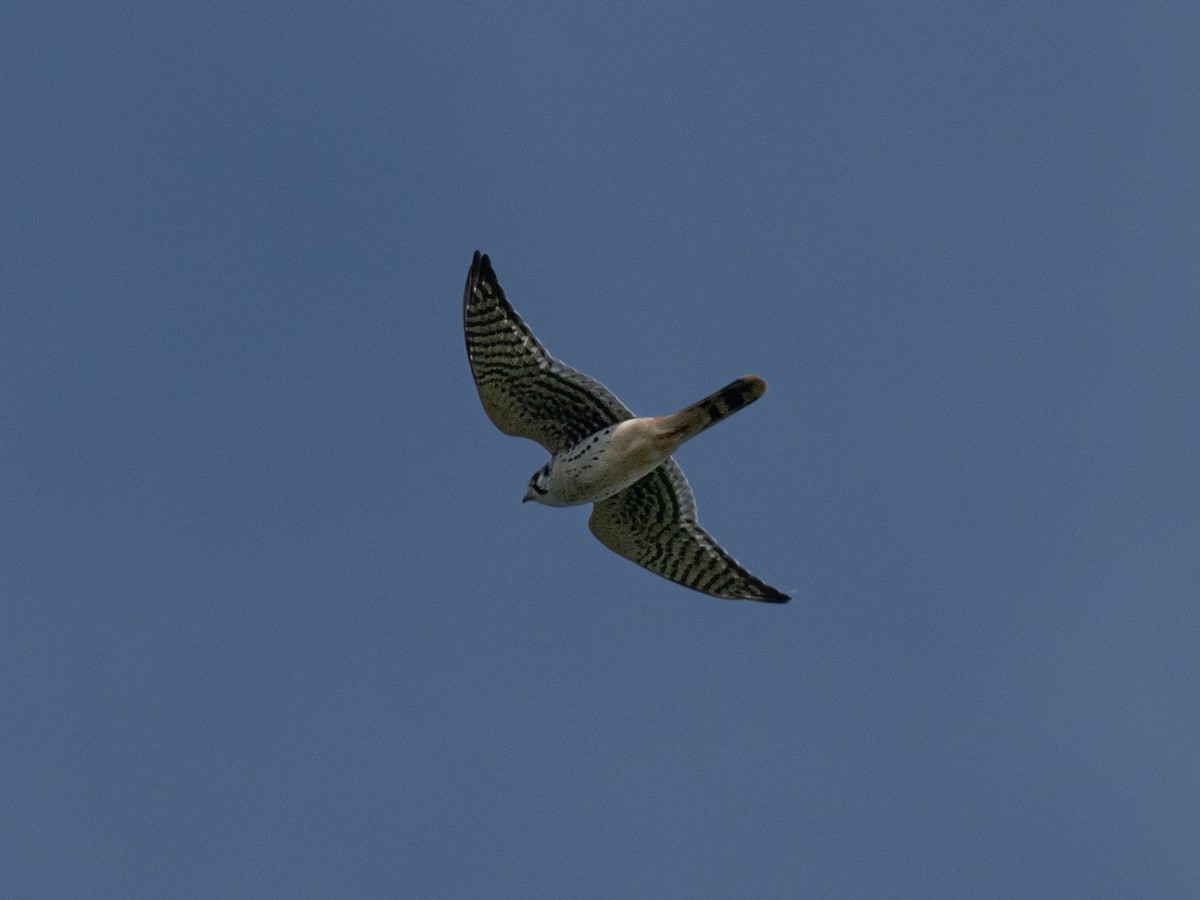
[587,459,789,602]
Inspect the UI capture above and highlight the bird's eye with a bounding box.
[529,465,551,495]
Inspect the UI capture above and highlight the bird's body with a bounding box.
[463,251,788,603]
[526,419,660,507]
[526,376,768,507]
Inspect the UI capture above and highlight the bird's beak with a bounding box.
[522,487,534,503]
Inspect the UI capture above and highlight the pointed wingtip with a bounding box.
[736,582,789,602]
[466,252,496,301]
[718,578,789,603]
[470,250,496,283]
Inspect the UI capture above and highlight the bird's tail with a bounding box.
[657,375,767,443]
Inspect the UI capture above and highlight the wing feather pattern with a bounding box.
[588,459,790,603]
[464,251,633,454]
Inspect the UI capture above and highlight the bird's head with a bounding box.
[523,462,553,503]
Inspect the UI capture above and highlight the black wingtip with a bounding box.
[719,582,790,603]
[468,250,497,285]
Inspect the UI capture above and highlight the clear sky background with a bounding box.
[3,2,1198,897]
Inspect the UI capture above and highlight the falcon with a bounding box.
[463,251,788,603]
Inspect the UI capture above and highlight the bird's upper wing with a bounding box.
[464,251,634,454]
[588,459,789,602]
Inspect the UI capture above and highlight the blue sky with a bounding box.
[3,2,1198,896]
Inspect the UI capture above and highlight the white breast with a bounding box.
[537,418,672,506]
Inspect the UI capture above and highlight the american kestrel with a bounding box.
[463,251,788,603]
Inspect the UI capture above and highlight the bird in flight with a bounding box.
[463,251,788,603]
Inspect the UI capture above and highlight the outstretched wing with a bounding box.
[588,459,789,602]
[464,251,634,454]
